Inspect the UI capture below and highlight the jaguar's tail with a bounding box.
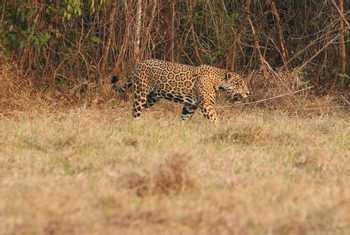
[111,75,133,97]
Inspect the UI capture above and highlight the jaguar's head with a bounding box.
[219,72,250,102]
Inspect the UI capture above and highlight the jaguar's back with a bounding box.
[134,59,197,98]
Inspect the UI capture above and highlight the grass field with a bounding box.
[1,105,350,235]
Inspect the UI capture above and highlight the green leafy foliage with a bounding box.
[63,0,82,20]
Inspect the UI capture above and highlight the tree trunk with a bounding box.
[338,0,347,75]
[170,1,175,62]
[134,0,142,63]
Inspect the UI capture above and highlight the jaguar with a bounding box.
[111,59,250,121]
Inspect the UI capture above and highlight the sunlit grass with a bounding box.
[0,108,349,235]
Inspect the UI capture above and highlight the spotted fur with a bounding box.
[111,59,250,121]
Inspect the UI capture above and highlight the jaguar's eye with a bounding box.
[224,73,231,80]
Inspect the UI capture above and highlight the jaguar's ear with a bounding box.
[224,73,231,80]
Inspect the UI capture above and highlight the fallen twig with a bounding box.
[341,95,350,106]
[221,86,314,108]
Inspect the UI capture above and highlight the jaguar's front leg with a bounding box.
[194,78,218,122]
[200,102,218,121]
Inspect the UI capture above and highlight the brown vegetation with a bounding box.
[1,1,349,90]
[0,64,43,115]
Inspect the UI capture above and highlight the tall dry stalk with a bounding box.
[134,0,143,63]
[188,0,203,64]
[270,0,289,69]
[141,0,158,60]
[246,0,269,78]
[100,1,117,73]
[338,0,347,75]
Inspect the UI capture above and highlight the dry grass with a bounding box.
[0,63,116,117]
[0,64,41,115]
[0,106,350,235]
[1,62,350,234]
[245,68,348,115]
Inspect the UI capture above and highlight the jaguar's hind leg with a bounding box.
[132,82,149,118]
[181,98,198,120]
[144,91,160,109]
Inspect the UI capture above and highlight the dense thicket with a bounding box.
[0,0,349,90]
